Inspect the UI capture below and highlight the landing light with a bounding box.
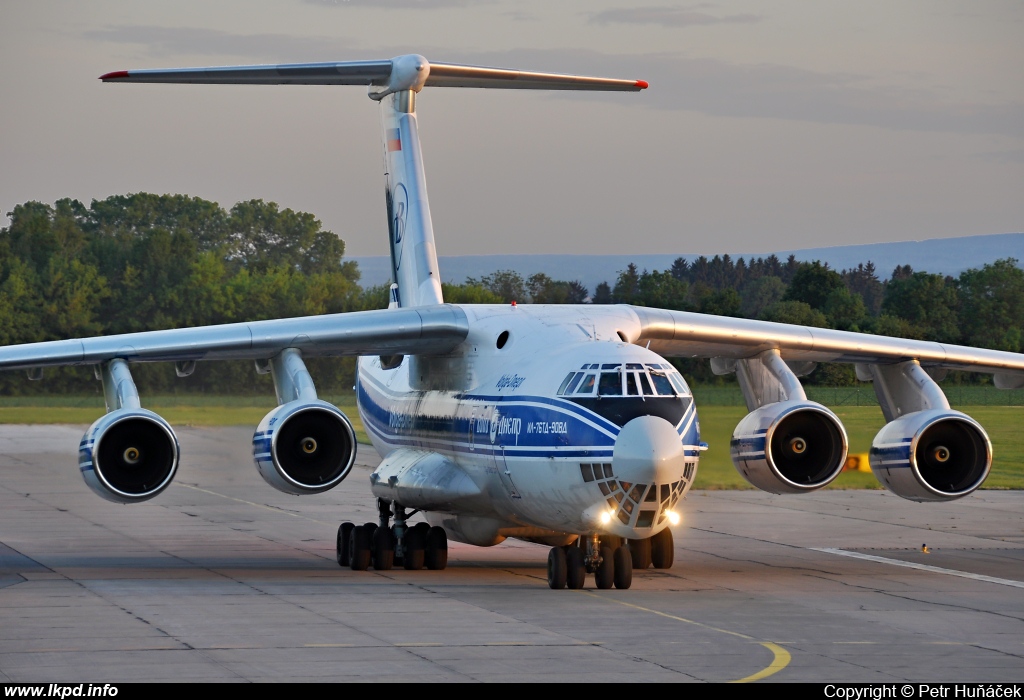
[600,510,613,525]
[666,510,681,526]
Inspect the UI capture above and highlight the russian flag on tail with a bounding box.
[387,128,402,152]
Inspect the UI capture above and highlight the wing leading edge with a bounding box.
[99,57,647,92]
[0,305,469,371]
[630,306,1024,381]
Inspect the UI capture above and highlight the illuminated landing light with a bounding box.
[600,510,613,525]
[666,510,681,526]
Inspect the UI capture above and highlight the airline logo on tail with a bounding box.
[391,182,408,269]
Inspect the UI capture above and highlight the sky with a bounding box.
[2,1,1022,259]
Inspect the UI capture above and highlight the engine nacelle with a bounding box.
[253,400,356,495]
[730,400,848,494]
[79,409,180,504]
[870,410,991,502]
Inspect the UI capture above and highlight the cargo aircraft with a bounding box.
[2,55,1022,590]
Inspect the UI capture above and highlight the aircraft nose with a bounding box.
[612,415,686,486]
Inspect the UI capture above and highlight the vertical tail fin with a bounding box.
[379,88,444,307]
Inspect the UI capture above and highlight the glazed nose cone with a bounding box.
[612,415,686,485]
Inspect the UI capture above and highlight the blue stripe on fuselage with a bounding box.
[357,373,701,459]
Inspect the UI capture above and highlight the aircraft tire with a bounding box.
[595,546,615,589]
[349,526,371,571]
[337,522,354,567]
[628,537,652,570]
[404,526,426,570]
[547,547,567,589]
[425,526,448,570]
[651,528,674,569]
[372,525,395,570]
[613,546,633,589]
[566,547,586,589]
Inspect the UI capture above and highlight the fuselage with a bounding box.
[356,304,701,547]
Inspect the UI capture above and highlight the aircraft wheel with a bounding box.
[651,527,674,569]
[628,537,652,570]
[547,546,567,589]
[404,526,426,570]
[613,546,633,589]
[336,522,354,567]
[594,546,615,590]
[566,546,586,589]
[349,526,371,571]
[414,522,431,537]
[372,524,395,570]
[425,526,448,570]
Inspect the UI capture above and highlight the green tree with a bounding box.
[957,259,1024,352]
[465,270,526,303]
[759,300,829,328]
[881,271,959,343]
[612,263,641,303]
[740,276,785,318]
[783,261,843,310]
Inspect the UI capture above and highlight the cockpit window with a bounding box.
[565,372,584,394]
[669,373,688,395]
[577,374,596,394]
[598,371,623,396]
[649,370,674,395]
[557,372,576,395]
[639,372,655,396]
[626,372,640,396]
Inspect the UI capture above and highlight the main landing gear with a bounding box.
[336,498,448,572]
[547,528,674,590]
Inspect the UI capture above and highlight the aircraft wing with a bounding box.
[0,305,468,371]
[629,306,1024,386]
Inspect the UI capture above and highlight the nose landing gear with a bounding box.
[547,534,633,590]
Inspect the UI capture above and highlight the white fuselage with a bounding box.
[356,304,701,547]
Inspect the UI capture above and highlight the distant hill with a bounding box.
[352,232,1024,293]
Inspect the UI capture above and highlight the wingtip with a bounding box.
[635,80,649,90]
[100,70,130,81]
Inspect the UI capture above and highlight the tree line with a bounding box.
[2,195,1021,393]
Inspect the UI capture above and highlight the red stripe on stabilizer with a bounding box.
[635,80,649,89]
[99,71,130,81]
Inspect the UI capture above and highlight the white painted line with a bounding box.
[813,548,1024,589]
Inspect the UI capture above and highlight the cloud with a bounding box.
[975,149,1024,164]
[85,26,362,62]
[590,6,762,27]
[304,0,491,7]
[460,47,1024,139]
[84,28,1024,139]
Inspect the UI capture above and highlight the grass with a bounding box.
[0,393,1020,489]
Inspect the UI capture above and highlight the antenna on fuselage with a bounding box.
[101,55,647,308]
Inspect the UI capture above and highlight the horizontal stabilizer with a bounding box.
[101,55,647,93]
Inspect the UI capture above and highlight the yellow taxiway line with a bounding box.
[579,591,791,683]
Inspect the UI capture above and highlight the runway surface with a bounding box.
[1,425,1022,683]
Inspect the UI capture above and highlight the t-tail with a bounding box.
[101,54,647,307]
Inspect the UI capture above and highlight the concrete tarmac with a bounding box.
[0,425,1022,683]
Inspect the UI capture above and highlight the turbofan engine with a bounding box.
[730,400,848,494]
[79,409,180,504]
[253,400,357,495]
[870,409,991,502]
